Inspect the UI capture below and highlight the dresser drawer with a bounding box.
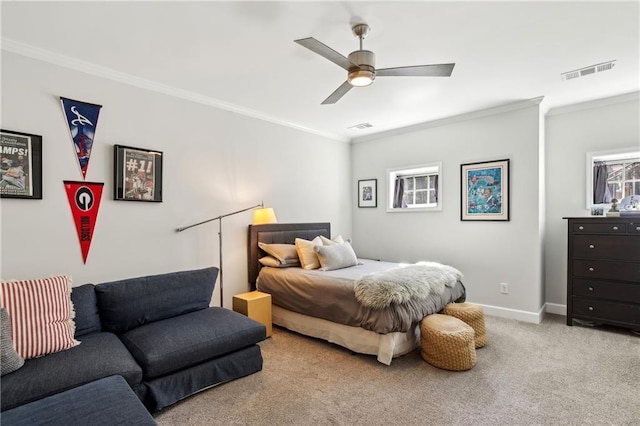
[573,235,640,261]
[572,297,640,326]
[573,222,626,234]
[573,278,640,303]
[629,222,640,234]
[572,259,640,282]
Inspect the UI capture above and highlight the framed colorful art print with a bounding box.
[461,159,509,221]
[0,129,43,199]
[114,145,163,202]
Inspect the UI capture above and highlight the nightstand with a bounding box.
[232,291,272,337]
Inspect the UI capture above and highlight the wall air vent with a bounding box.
[348,122,373,130]
[561,60,616,81]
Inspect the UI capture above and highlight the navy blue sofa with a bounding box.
[0,267,266,414]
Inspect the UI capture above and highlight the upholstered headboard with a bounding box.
[247,222,331,289]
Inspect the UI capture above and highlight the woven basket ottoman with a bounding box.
[443,302,487,348]
[419,314,476,371]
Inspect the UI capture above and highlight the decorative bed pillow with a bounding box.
[1,307,24,375]
[0,275,79,359]
[314,242,358,271]
[295,236,323,270]
[320,235,345,246]
[259,256,301,268]
[258,243,299,265]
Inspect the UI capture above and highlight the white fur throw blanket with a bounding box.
[354,261,463,309]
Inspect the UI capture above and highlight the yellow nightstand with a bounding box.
[232,291,272,337]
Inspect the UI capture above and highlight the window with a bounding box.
[605,160,640,200]
[387,162,442,212]
[586,148,640,209]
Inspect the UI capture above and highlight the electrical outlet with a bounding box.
[500,283,509,294]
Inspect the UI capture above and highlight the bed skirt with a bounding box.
[271,305,420,365]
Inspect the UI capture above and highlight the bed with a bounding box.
[248,222,466,365]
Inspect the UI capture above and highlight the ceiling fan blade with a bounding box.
[321,81,353,105]
[294,37,357,71]
[376,63,455,77]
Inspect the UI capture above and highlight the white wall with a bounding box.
[351,100,544,320]
[544,93,640,309]
[0,52,352,307]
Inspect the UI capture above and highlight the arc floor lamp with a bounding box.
[176,202,277,307]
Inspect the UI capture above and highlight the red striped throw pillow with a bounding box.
[0,275,79,359]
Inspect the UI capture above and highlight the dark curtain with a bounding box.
[433,175,439,203]
[393,177,405,208]
[593,162,612,203]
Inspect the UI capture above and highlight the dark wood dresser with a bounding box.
[565,217,640,330]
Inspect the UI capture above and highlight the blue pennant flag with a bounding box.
[60,97,102,179]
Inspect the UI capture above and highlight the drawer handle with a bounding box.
[588,306,594,311]
[579,226,584,230]
[588,286,594,291]
[588,267,594,272]
[636,226,640,231]
[588,244,595,249]
[612,226,618,230]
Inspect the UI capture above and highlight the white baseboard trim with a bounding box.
[544,303,567,316]
[469,302,567,324]
[472,302,545,324]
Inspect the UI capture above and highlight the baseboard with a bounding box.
[469,302,567,324]
[472,302,545,324]
[544,303,567,316]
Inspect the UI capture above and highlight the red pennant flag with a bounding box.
[64,181,104,264]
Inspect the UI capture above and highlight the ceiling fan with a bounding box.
[294,23,455,105]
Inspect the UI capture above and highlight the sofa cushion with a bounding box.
[95,267,218,333]
[145,345,263,411]
[1,375,157,426]
[0,332,143,411]
[71,284,102,337]
[119,307,266,379]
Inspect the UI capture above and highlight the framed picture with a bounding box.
[114,145,163,202]
[461,159,509,221]
[358,179,377,208]
[0,129,42,199]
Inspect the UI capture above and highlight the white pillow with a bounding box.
[320,235,345,246]
[314,242,358,271]
[295,236,322,270]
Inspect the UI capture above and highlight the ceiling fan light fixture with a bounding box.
[348,70,374,87]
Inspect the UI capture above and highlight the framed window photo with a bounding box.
[461,159,509,221]
[358,179,377,208]
[114,145,163,202]
[0,129,43,199]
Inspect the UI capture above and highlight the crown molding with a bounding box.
[351,96,545,144]
[1,38,349,143]
[546,91,640,117]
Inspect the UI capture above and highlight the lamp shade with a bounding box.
[253,207,277,225]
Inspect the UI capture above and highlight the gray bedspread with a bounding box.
[256,259,466,334]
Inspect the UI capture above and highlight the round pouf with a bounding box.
[419,314,476,371]
[443,302,487,348]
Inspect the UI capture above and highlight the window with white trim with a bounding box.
[387,162,442,212]
[587,148,640,209]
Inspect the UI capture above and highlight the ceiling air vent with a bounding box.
[348,122,373,130]
[561,60,616,81]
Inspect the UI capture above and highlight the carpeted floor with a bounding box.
[154,314,639,425]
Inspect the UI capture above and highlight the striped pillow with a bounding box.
[0,275,79,359]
